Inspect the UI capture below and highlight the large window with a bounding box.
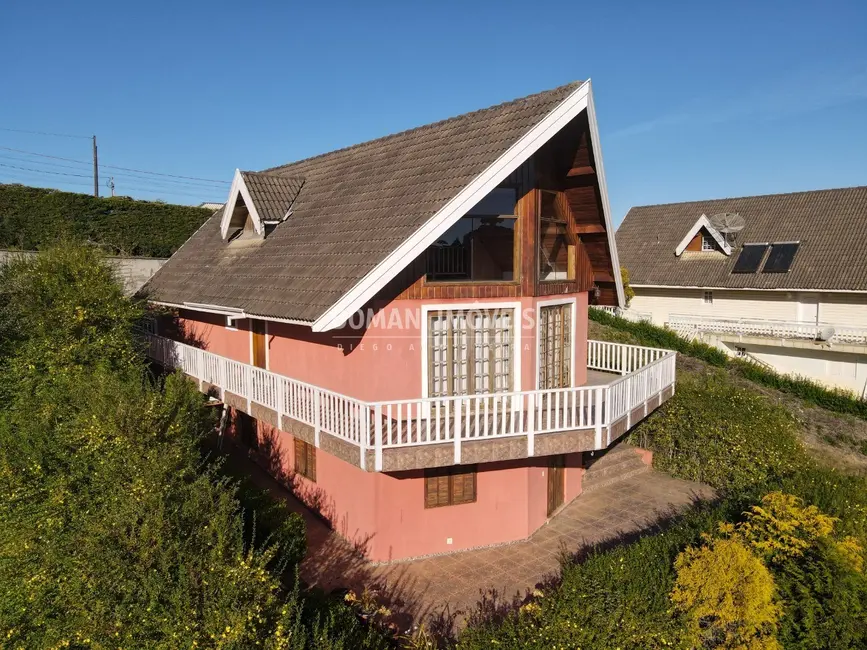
[428,309,513,397]
[424,465,477,508]
[426,188,517,282]
[539,191,572,281]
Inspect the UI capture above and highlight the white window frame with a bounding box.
[420,301,522,400]
[535,297,577,390]
[701,234,715,252]
[703,290,713,305]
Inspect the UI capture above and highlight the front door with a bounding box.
[252,320,267,369]
[547,454,566,516]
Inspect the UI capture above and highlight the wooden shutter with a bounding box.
[252,320,267,369]
[294,438,306,476]
[293,439,317,482]
[424,466,476,508]
[306,441,317,482]
[451,468,476,505]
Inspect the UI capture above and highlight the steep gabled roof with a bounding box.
[143,81,622,327]
[617,186,867,291]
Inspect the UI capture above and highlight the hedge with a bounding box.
[0,183,213,257]
[589,307,867,420]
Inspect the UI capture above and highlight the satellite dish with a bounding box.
[818,326,836,342]
[709,212,746,245]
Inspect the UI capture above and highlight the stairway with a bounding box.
[581,443,650,493]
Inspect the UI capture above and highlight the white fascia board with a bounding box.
[674,214,732,256]
[311,82,592,332]
[219,169,265,239]
[585,83,626,308]
[630,284,867,294]
[149,300,313,326]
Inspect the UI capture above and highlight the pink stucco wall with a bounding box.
[172,292,592,560]
[174,292,590,403]
[242,419,585,562]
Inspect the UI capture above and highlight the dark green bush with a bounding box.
[0,183,212,256]
[0,246,387,649]
[590,307,867,420]
[589,307,728,365]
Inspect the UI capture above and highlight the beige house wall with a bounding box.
[629,287,867,398]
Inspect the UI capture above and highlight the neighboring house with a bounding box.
[617,186,867,397]
[140,81,677,562]
[197,201,225,211]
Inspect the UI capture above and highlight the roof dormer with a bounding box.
[674,214,732,256]
[220,169,305,240]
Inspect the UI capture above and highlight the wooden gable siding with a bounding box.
[686,232,703,251]
[379,111,616,304]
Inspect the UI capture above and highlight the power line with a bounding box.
[0,126,91,140]
[0,162,92,179]
[0,153,229,194]
[0,145,229,185]
[0,145,230,185]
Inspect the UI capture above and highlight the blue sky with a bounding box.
[1,0,865,224]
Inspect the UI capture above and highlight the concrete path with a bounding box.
[227,444,715,630]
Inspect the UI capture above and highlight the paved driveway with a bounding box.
[228,445,715,629]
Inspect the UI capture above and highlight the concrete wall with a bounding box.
[630,287,867,397]
[0,249,166,295]
[631,287,867,328]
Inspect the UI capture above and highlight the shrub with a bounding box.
[671,536,782,649]
[0,183,212,256]
[0,246,387,649]
[589,307,867,420]
[621,266,635,307]
[628,372,807,493]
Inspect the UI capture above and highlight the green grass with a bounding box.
[590,307,867,420]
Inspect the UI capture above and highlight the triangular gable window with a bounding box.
[674,214,731,256]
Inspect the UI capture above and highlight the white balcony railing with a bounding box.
[145,334,676,471]
[668,314,867,346]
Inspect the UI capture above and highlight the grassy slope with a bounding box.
[589,320,867,474]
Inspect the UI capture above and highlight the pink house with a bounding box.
[142,81,677,563]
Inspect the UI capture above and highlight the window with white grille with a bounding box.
[428,309,513,397]
[539,303,572,389]
[701,234,716,251]
[703,291,713,304]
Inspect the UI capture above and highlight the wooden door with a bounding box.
[547,454,566,516]
[252,320,267,369]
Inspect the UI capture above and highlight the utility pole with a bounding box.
[92,135,99,197]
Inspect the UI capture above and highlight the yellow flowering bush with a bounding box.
[671,536,782,649]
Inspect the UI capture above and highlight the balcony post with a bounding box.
[244,364,252,412]
[314,391,321,448]
[594,387,604,448]
[374,404,383,472]
[526,393,535,457]
[360,405,369,470]
[454,398,462,464]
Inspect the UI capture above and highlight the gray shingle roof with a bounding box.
[616,186,867,291]
[142,82,584,321]
[240,172,305,222]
